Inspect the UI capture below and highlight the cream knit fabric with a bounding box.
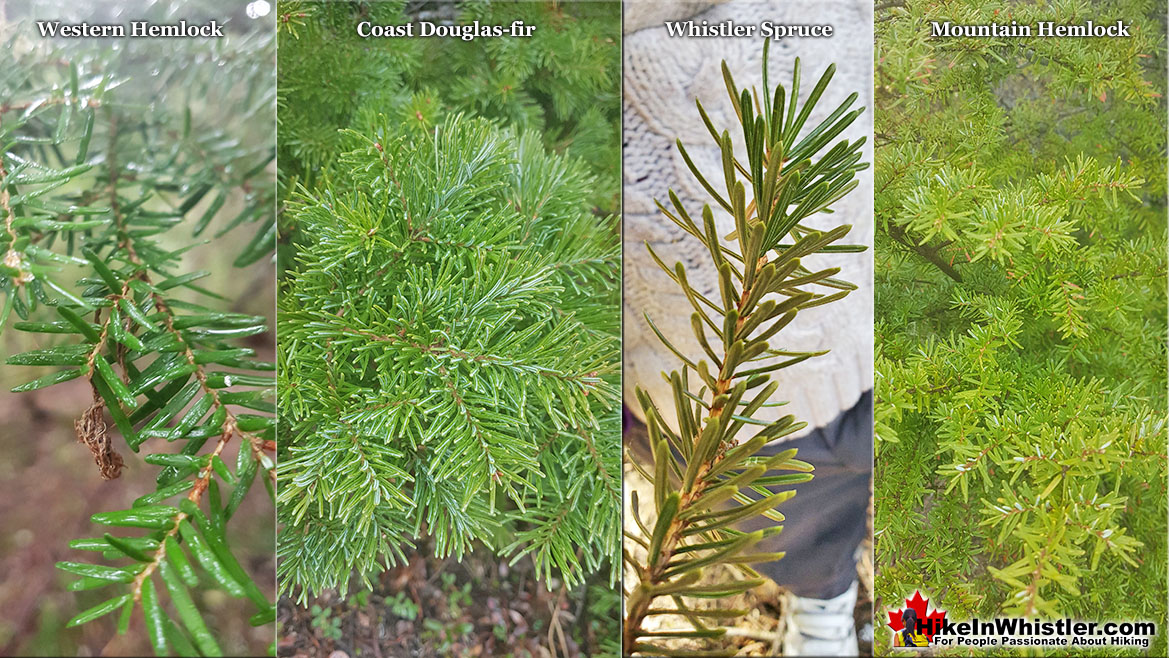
[623,1,725,33]
[623,0,873,441]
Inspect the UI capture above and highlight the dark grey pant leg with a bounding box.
[737,390,872,600]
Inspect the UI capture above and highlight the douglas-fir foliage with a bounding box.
[0,6,275,657]
[276,0,620,216]
[874,0,1167,652]
[275,0,621,604]
[276,116,621,599]
[623,42,868,656]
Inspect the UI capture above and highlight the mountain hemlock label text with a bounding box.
[931,20,1132,38]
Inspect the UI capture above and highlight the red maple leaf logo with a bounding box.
[887,590,948,642]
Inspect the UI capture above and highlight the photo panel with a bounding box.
[621,1,874,655]
[274,2,622,656]
[874,0,1167,654]
[0,1,276,655]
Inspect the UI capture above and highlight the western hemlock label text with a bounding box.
[35,20,225,38]
[357,20,535,40]
[931,20,1132,38]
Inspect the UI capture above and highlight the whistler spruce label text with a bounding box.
[663,19,833,39]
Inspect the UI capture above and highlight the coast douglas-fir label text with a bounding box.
[357,20,535,40]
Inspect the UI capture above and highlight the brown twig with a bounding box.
[623,253,765,652]
[1,113,33,285]
[887,223,964,283]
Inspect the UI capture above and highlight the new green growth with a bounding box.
[875,1,1167,654]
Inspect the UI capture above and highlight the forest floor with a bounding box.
[277,542,619,658]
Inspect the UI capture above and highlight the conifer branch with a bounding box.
[875,0,1166,634]
[0,115,30,286]
[624,42,867,655]
[278,113,620,599]
[2,13,276,654]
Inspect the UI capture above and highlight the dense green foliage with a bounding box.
[277,114,620,599]
[275,1,621,604]
[277,0,619,217]
[623,42,868,656]
[874,0,1167,653]
[0,6,276,657]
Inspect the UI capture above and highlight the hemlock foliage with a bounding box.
[623,42,868,656]
[275,1,620,602]
[1,5,275,657]
[874,0,1167,653]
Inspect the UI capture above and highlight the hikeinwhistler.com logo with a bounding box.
[887,590,1157,650]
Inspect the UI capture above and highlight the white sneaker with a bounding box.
[782,580,859,657]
